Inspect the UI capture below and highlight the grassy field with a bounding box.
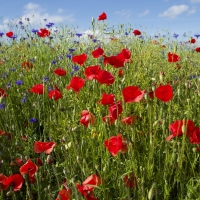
[0,15,200,200]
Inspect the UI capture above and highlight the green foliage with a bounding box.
[0,19,200,200]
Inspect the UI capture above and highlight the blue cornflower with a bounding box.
[154,35,159,38]
[6,83,11,89]
[0,103,5,110]
[66,54,72,59]
[15,80,23,85]
[30,118,37,123]
[72,66,79,71]
[49,36,53,40]
[194,34,200,39]
[125,32,129,36]
[173,34,179,39]
[74,41,79,44]
[0,32,4,37]
[48,86,53,92]
[76,33,82,37]
[46,24,52,28]
[51,60,57,65]
[54,29,58,33]
[32,29,39,34]
[69,48,75,52]
[92,39,97,43]
[29,58,35,62]
[10,68,16,72]
[49,22,54,26]
[2,73,7,79]
[58,55,63,60]
[10,35,17,40]
[44,19,47,21]
[19,21,23,25]
[21,97,27,103]
[42,76,49,82]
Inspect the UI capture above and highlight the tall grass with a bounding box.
[0,17,200,200]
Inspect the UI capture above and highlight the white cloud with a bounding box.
[21,2,74,25]
[138,10,149,17]
[57,8,63,13]
[190,0,200,3]
[158,5,189,19]
[114,9,132,19]
[187,7,196,15]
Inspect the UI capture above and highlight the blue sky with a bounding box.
[0,0,200,38]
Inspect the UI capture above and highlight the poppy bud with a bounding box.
[46,155,53,165]
[6,191,14,197]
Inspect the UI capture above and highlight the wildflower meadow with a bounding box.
[0,11,200,200]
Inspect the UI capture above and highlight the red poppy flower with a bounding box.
[117,48,131,63]
[155,84,173,102]
[54,68,66,76]
[10,158,24,166]
[72,53,87,66]
[189,127,200,144]
[48,88,62,100]
[133,30,141,35]
[19,159,38,177]
[122,115,136,125]
[0,173,6,183]
[80,110,95,127]
[104,134,128,156]
[66,76,85,93]
[84,65,101,80]
[108,101,123,120]
[34,141,56,154]
[122,86,145,103]
[148,91,155,98]
[166,120,196,141]
[92,47,104,58]
[48,89,62,100]
[118,69,124,77]
[6,31,13,38]
[195,47,200,52]
[98,12,107,20]
[103,55,124,68]
[98,92,115,105]
[21,61,34,70]
[37,28,50,37]
[36,158,43,166]
[188,38,196,44]
[102,115,116,124]
[30,84,44,95]
[123,173,137,188]
[1,174,24,191]
[0,130,5,135]
[168,52,180,62]
[0,88,7,97]
[56,187,71,200]
[196,147,200,152]
[96,70,115,85]
[76,174,101,199]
